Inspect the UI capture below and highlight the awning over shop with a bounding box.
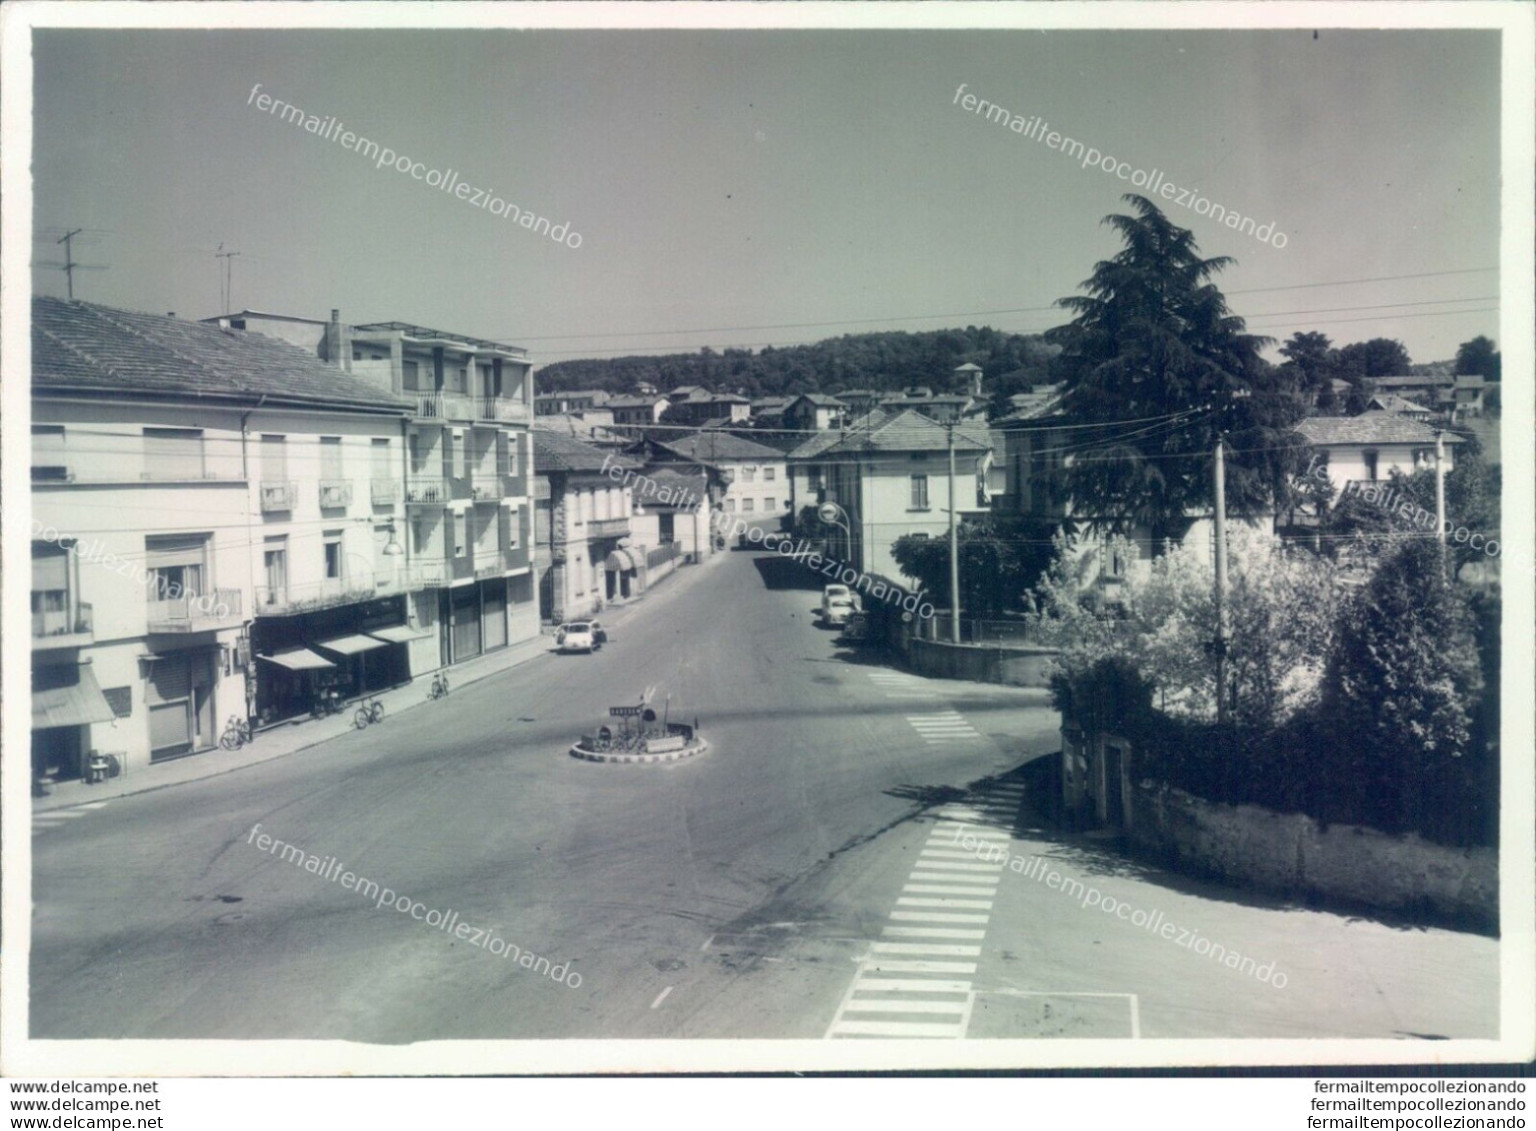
[314,634,391,657]
[32,664,116,729]
[365,625,433,645]
[258,647,336,672]
[604,548,641,572]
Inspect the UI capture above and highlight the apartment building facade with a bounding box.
[223,311,540,674]
[29,298,418,779]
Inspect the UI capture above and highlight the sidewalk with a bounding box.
[34,553,727,813]
[34,630,554,813]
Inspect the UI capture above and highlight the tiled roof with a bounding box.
[605,395,664,409]
[631,469,708,509]
[533,429,641,473]
[32,297,410,411]
[1371,375,1453,390]
[654,432,788,463]
[1366,394,1430,415]
[1454,374,1487,389]
[996,389,1066,424]
[1295,412,1464,446]
[879,393,971,406]
[796,393,847,407]
[819,409,991,457]
[786,409,892,459]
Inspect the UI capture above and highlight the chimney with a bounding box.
[323,308,352,370]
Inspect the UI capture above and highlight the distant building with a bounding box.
[1365,393,1432,422]
[782,393,848,433]
[1295,411,1463,493]
[532,431,642,621]
[663,390,752,427]
[606,394,671,428]
[534,388,611,416]
[642,432,789,519]
[787,409,993,581]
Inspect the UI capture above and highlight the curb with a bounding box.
[568,738,710,766]
[32,635,556,813]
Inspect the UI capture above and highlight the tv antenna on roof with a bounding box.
[34,227,109,299]
[215,244,242,314]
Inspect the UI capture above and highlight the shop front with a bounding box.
[439,579,510,665]
[251,596,414,724]
[31,660,116,784]
[142,645,219,762]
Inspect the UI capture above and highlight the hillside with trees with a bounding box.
[534,328,1058,398]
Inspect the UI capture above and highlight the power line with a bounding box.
[488,267,1499,346]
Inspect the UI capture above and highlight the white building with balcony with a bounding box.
[30,298,420,780]
[214,310,540,673]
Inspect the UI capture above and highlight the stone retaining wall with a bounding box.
[906,637,1059,688]
[1128,781,1498,930]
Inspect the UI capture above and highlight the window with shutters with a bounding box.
[143,428,205,480]
[31,542,72,637]
[145,535,208,601]
[324,532,344,581]
[32,425,70,482]
[261,435,287,480]
[320,437,344,480]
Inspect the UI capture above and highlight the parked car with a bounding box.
[820,585,857,627]
[556,620,606,653]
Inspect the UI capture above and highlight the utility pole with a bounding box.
[947,421,960,644]
[1212,434,1229,728]
[1434,428,1447,577]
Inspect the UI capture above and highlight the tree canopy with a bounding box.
[535,327,1055,400]
[1046,194,1305,541]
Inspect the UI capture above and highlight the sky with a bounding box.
[31,27,1501,369]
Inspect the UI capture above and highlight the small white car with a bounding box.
[557,621,605,653]
[821,584,861,623]
[822,597,856,627]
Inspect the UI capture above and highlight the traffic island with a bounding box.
[569,703,708,765]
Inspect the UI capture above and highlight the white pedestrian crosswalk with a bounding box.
[32,799,109,834]
[825,780,1024,1040]
[904,711,985,744]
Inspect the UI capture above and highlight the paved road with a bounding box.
[30,549,1497,1042]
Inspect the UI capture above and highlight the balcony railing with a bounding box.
[474,550,509,579]
[371,478,402,505]
[474,397,530,424]
[471,474,503,501]
[406,478,452,504]
[402,561,448,590]
[32,602,93,647]
[147,588,243,633]
[412,392,476,422]
[260,481,297,513]
[319,479,354,508]
[254,578,377,616]
[585,516,631,539]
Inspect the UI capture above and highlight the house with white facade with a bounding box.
[30,298,419,781]
[1295,411,1461,493]
[643,432,789,520]
[533,431,644,622]
[792,410,993,582]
